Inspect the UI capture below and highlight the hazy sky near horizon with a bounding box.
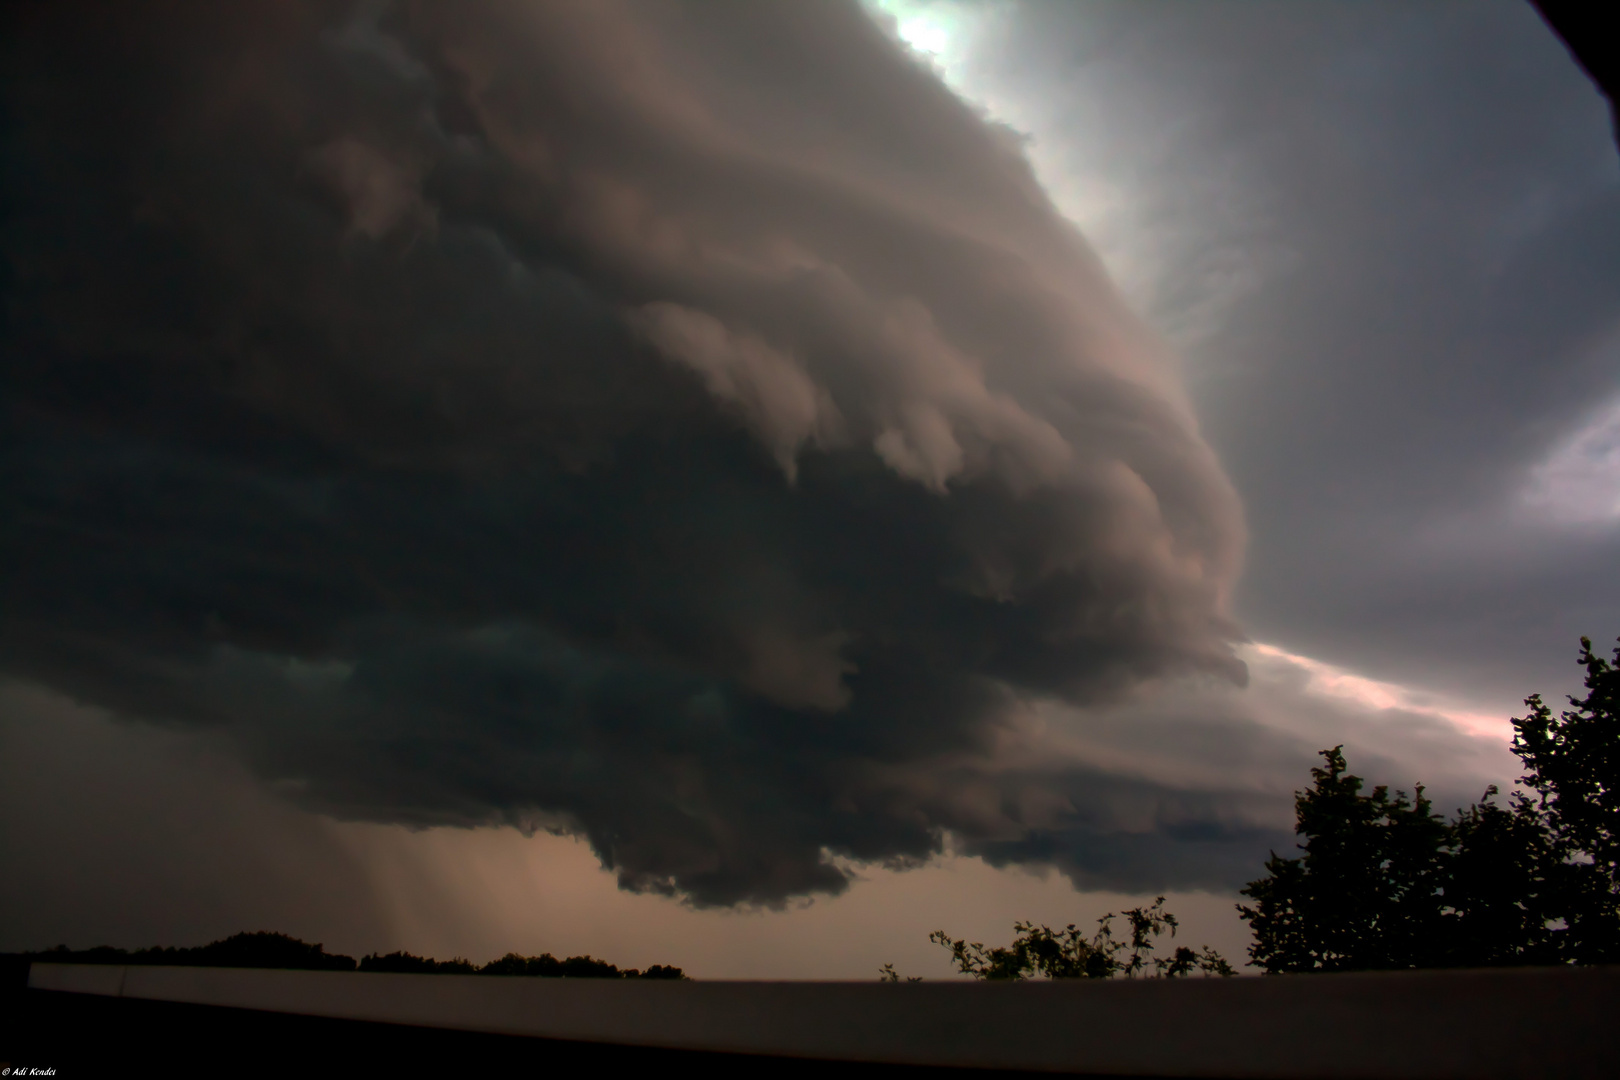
[2,1,1615,975]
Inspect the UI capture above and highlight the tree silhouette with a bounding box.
[925,897,1235,981]
[1240,636,1620,972]
[1512,637,1620,963]
[1237,749,1454,971]
[479,952,629,978]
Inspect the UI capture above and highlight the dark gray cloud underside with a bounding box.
[1,0,1253,903]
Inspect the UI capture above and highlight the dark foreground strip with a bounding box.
[5,988,1111,1079]
[8,960,1620,1078]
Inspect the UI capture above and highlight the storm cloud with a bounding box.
[926,0,1620,709]
[2,1,1255,904]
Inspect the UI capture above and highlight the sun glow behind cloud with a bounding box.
[867,0,1277,352]
[870,0,1114,233]
[871,0,1113,222]
[896,14,949,59]
[872,0,980,72]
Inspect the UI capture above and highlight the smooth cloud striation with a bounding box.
[1,0,1249,904]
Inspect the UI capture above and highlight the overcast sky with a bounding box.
[3,0,1614,977]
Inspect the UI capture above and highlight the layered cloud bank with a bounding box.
[0,1,1258,904]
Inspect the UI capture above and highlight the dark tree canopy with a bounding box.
[1240,637,1620,973]
[471,952,684,979]
[358,951,477,975]
[1513,638,1620,962]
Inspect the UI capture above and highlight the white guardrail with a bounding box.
[28,961,1620,1078]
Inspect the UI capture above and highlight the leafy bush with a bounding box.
[924,897,1235,980]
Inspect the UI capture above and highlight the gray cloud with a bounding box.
[0,679,1270,973]
[1,1,1252,905]
[0,680,386,956]
[938,0,1620,709]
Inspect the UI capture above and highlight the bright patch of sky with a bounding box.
[867,2,1135,267]
[868,0,983,78]
[867,0,1276,352]
[1242,643,1513,742]
[1522,388,1620,526]
[865,0,1512,749]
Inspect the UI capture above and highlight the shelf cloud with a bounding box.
[1,0,1253,904]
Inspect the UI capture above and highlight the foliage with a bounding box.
[927,897,1235,981]
[29,933,685,979]
[1512,637,1620,964]
[1239,636,1620,972]
[359,950,477,974]
[369,949,690,978]
[34,932,358,971]
[1237,748,1454,971]
[637,965,687,980]
[370,949,687,979]
[480,952,616,978]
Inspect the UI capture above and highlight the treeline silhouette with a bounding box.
[27,932,360,971]
[362,949,684,979]
[24,931,684,979]
[1239,636,1619,972]
[903,634,1619,980]
[21,635,1617,985]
